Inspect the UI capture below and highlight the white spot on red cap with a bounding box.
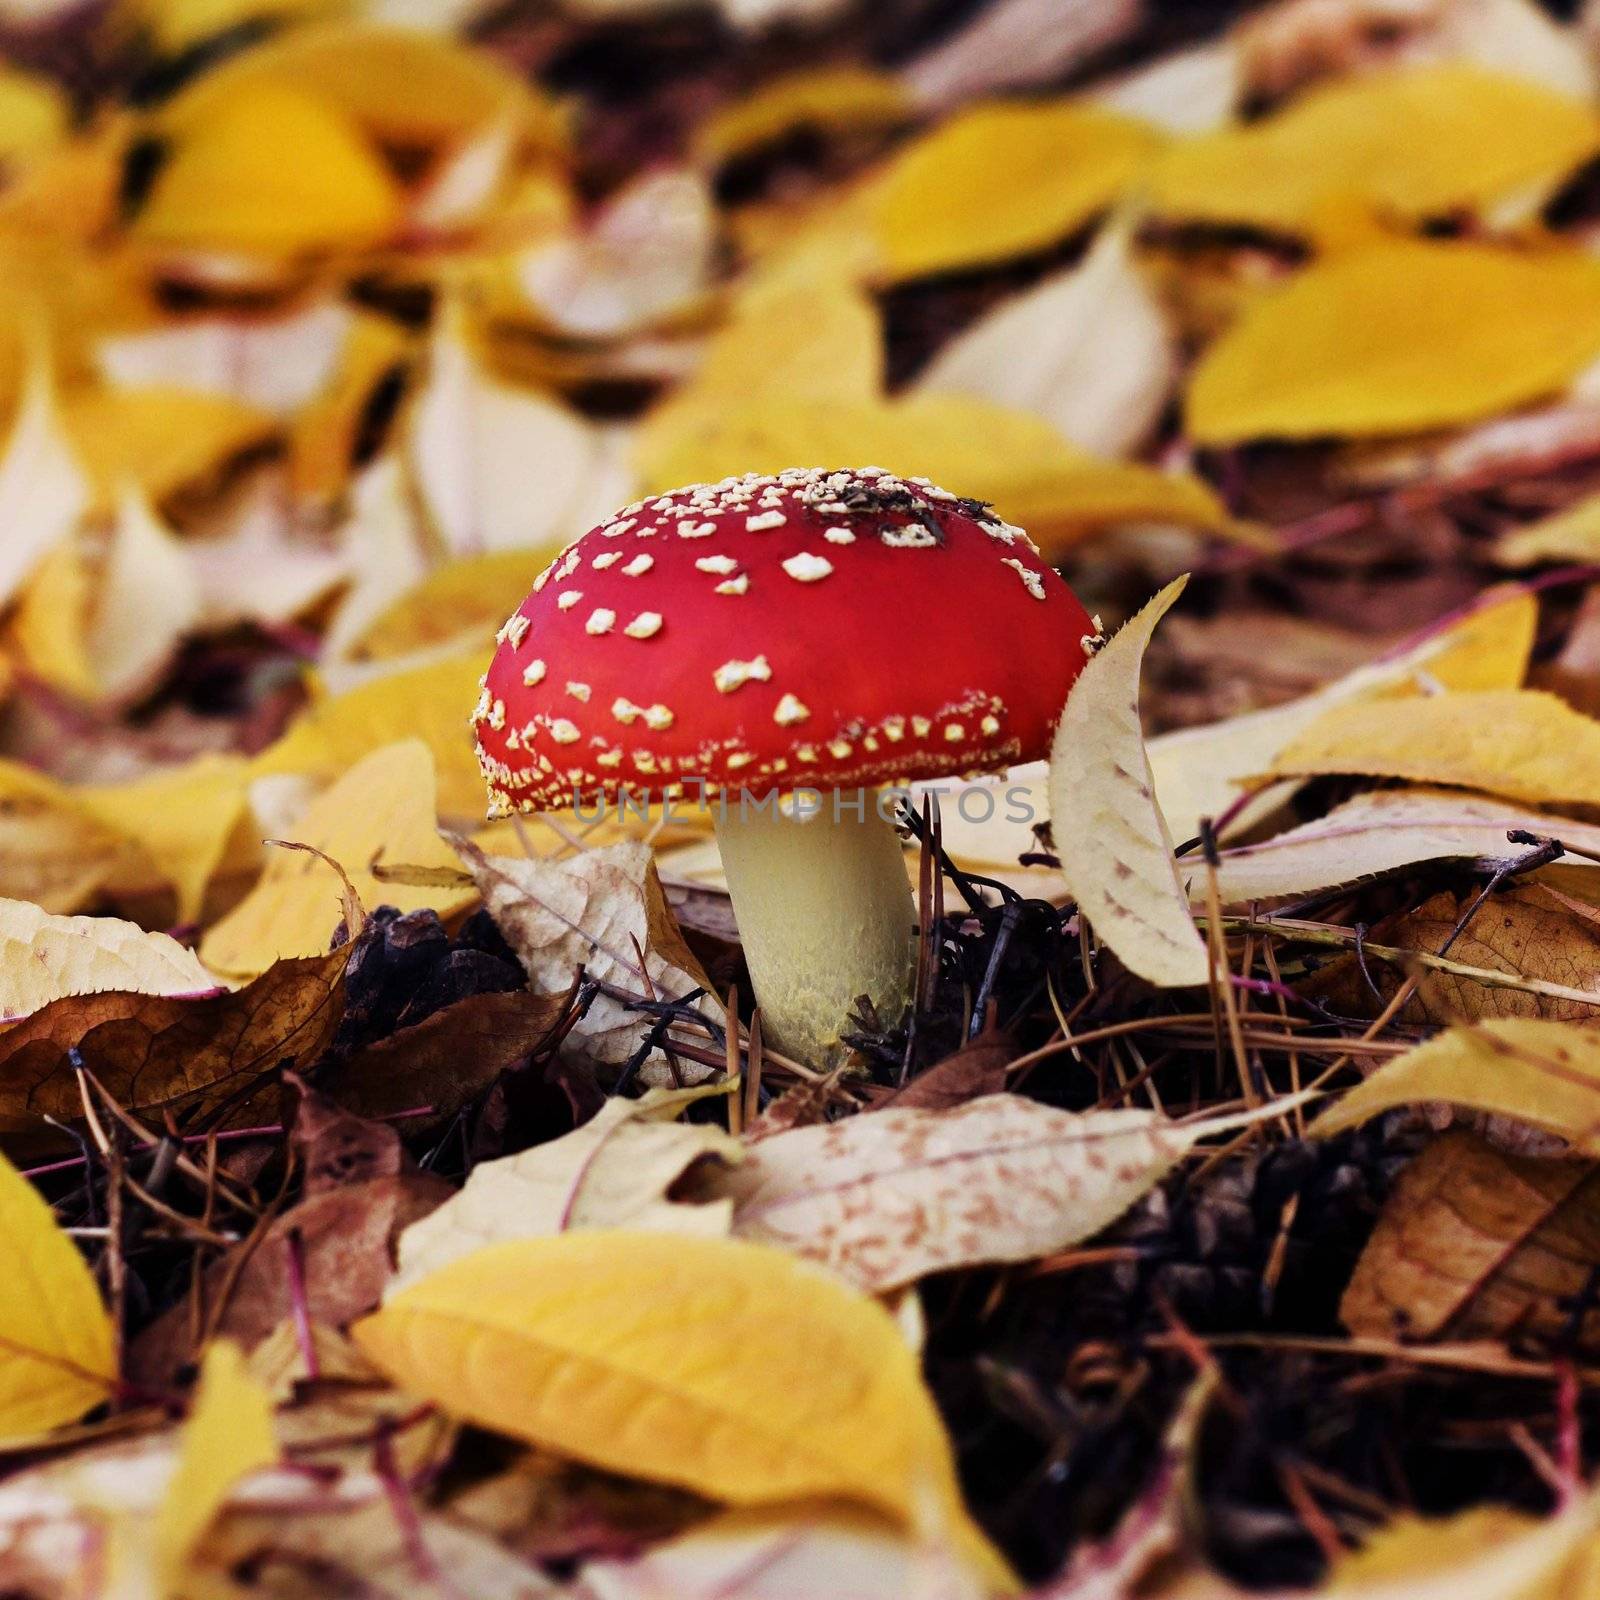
[624,612,662,639]
[586,608,616,635]
[591,551,622,569]
[621,553,654,577]
[746,510,787,531]
[550,718,579,744]
[566,681,591,702]
[713,655,771,693]
[774,693,809,725]
[1002,558,1046,600]
[558,590,582,611]
[521,659,546,686]
[823,527,855,544]
[782,553,833,583]
[715,575,749,595]
[696,555,738,575]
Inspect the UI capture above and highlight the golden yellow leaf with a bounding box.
[62,385,274,513]
[133,82,403,257]
[154,1338,276,1587]
[1263,688,1600,809]
[353,1232,1013,1591]
[1149,65,1600,232]
[866,100,1160,282]
[201,739,475,979]
[251,646,490,817]
[0,1146,114,1436]
[1495,492,1600,567]
[0,68,67,167]
[0,759,127,913]
[694,67,912,166]
[1188,242,1600,443]
[78,754,252,926]
[639,392,1236,554]
[1312,1019,1600,1152]
[1050,577,1208,988]
[1148,586,1538,843]
[9,537,96,700]
[349,547,557,662]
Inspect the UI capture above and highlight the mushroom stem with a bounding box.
[713,790,916,1068]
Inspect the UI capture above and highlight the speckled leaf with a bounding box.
[724,1092,1195,1292]
[1049,575,1209,988]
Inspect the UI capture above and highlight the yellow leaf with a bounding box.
[694,67,912,166]
[62,385,274,513]
[638,392,1236,554]
[79,754,252,926]
[0,68,67,167]
[353,1232,1014,1591]
[1495,491,1600,567]
[0,1147,114,1436]
[131,0,338,53]
[866,100,1160,282]
[1148,585,1538,843]
[349,547,559,662]
[154,1339,276,1587]
[133,82,403,257]
[1188,242,1600,443]
[1312,1019,1600,1155]
[251,647,490,818]
[201,739,475,979]
[0,758,128,913]
[1050,577,1208,987]
[1149,65,1600,232]
[1264,689,1600,809]
[9,537,97,700]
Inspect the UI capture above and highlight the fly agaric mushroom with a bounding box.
[473,467,1098,1066]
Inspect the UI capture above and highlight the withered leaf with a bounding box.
[130,1172,451,1389]
[1342,1129,1600,1350]
[329,987,569,1128]
[880,1022,1017,1111]
[0,941,354,1157]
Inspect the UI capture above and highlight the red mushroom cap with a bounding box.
[473,468,1099,815]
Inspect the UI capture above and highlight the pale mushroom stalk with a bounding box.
[713,789,915,1067]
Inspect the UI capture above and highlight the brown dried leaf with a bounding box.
[1303,885,1600,1023]
[880,1022,1017,1111]
[0,942,352,1157]
[1342,1129,1600,1348]
[129,1172,450,1388]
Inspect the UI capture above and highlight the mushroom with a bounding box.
[473,467,1098,1066]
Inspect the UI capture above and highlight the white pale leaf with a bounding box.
[390,1090,739,1295]
[463,838,723,1077]
[0,359,91,610]
[1094,41,1240,134]
[516,169,715,340]
[1049,576,1209,988]
[96,303,353,419]
[408,311,611,555]
[1199,789,1600,906]
[0,899,219,1021]
[582,1505,989,1600]
[88,488,202,701]
[412,117,519,230]
[917,216,1175,459]
[190,479,349,626]
[725,1093,1195,1293]
[1436,0,1597,100]
[321,458,430,662]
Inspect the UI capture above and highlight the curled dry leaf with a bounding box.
[1341,1129,1600,1350]
[1149,586,1537,844]
[0,897,218,1021]
[1049,575,1209,989]
[723,1092,1253,1295]
[390,1089,740,1294]
[201,739,475,980]
[0,1147,114,1437]
[1203,788,1600,906]
[460,837,723,1080]
[1262,689,1600,809]
[916,214,1176,460]
[1312,1018,1600,1152]
[0,940,350,1155]
[354,1232,1013,1590]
